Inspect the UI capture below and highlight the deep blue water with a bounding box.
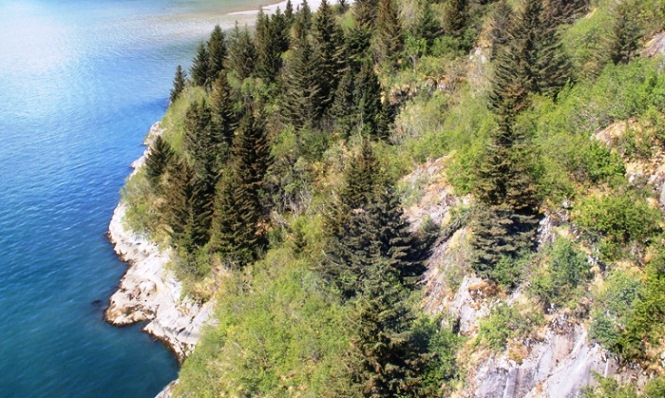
[0,1,260,396]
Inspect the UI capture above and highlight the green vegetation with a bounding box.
[120,0,665,395]
[477,302,544,351]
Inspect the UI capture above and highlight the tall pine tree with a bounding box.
[281,33,325,127]
[226,23,257,81]
[145,135,174,188]
[191,42,210,87]
[312,0,344,110]
[375,0,403,69]
[209,73,237,164]
[211,110,271,267]
[207,25,227,87]
[169,65,187,104]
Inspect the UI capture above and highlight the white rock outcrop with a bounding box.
[105,121,214,362]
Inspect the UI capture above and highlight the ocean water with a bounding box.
[0,1,263,396]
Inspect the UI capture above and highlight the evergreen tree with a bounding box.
[331,67,355,134]
[343,26,373,71]
[471,125,540,278]
[375,0,403,69]
[413,0,442,53]
[285,0,295,24]
[296,0,313,32]
[281,33,325,127]
[312,0,344,110]
[368,186,428,287]
[164,157,211,253]
[489,0,513,60]
[169,65,187,104]
[348,255,429,396]
[209,73,237,164]
[183,100,214,176]
[145,135,174,187]
[443,0,467,39]
[546,0,588,25]
[207,25,227,87]
[191,42,210,87]
[340,140,382,211]
[164,157,194,246]
[211,110,271,266]
[489,0,570,128]
[183,174,214,252]
[536,8,572,97]
[355,0,379,29]
[610,3,641,65]
[354,62,383,137]
[227,23,257,81]
[255,10,290,82]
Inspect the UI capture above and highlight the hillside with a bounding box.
[116,0,665,396]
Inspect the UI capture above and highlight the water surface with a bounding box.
[0,1,264,396]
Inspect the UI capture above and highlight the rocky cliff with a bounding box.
[105,122,214,396]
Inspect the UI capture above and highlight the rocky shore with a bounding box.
[104,122,214,364]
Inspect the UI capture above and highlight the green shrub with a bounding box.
[583,142,625,184]
[575,193,661,260]
[530,238,591,311]
[477,302,544,351]
[582,374,665,398]
[492,251,534,290]
[411,316,464,396]
[589,269,642,358]
[174,248,351,397]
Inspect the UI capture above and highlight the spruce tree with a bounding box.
[443,0,467,39]
[348,255,429,396]
[169,65,187,104]
[227,23,257,81]
[343,26,373,71]
[281,33,325,128]
[355,0,379,29]
[338,0,349,14]
[164,157,192,244]
[145,135,174,187]
[610,3,641,65]
[369,186,427,287]
[331,67,355,135]
[546,0,588,25]
[489,0,571,128]
[209,73,237,162]
[285,0,295,24]
[354,62,383,137]
[340,140,381,211]
[211,110,271,267]
[183,100,214,176]
[413,0,442,53]
[191,42,210,87]
[255,10,289,82]
[207,25,227,87]
[312,0,344,110]
[471,125,540,279]
[489,0,513,60]
[536,8,572,97]
[375,0,403,69]
[164,157,212,253]
[296,0,312,32]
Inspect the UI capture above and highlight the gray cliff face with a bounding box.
[402,158,645,398]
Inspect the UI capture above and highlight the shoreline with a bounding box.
[228,0,349,16]
[104,122,214,364]
[105,1,352,396]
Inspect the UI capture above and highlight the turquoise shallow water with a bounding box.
[0,1,263,396]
